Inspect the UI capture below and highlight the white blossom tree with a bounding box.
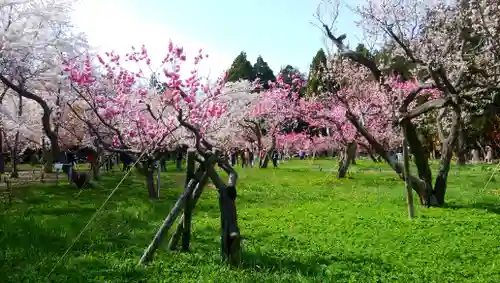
[0,0,89,172]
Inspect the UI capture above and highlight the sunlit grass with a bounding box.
[1,159,499,282]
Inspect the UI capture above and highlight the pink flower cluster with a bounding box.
[63,40,230,151]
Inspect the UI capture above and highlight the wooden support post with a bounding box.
[138,166,205,265]
[168,154,216,250]
[402,137,415,219]
[206,154,241,265]
[182,150,197,250]
[185,150,196,187]
[168,171,209,250]
[156,160,161,197]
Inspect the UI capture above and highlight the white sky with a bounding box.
[71,0,235,79]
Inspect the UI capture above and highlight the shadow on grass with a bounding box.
[0,171,227,283]
[239,251,396,278]
[444,201,500,214]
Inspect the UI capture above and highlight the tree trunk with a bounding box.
[343,103,460,207]
[0,127,4,174]
[146,171,157,199]
[260,153,270,168]
[42,138,53,173]
[91,160,99,180]
[433,142,453,205]
[10,94,23,178]
[90,148,102,181]
[344,112,433,205]
[0,76,61,166]
[43,149,53,173]
[432,107,460,205]
[260,135,276,169]
[138,159,158,199]
[350,149,357,165]
[402,121,434,205]
[337,142,356,178]
[10,131,19,178]
[454,122,466,165]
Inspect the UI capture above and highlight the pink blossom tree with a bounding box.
[315,0,500,205]
[64,43,228,196]
[65,41,243,263]
[304,58,441,178]
[250,72,306,167]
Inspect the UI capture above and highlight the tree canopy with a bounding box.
[227,51,256,82]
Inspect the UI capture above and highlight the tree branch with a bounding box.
[403,98,451,120]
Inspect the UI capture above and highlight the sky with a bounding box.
[71,0,363,78]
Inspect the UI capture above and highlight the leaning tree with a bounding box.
[314,0,500,206]
[303,59,441,179]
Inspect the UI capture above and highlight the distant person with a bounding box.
[243,148,250,168]
[299,150,305,160]
[485,146,493,163]
[249,150,254,167]
[67,151,76,167]
[176,150,183,171]
[120,152,132,171]
[230,150,237,166]
[272,150,279,168]
[160,157,167,171]
[240,149,246,168]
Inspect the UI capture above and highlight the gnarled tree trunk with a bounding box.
[344,106,460,207]
[454,122,466,165]
[337,142,357,178]
[90,148,102,181]
[0,127,4,174]
[10,131,19,178]
[10,94,24,178]
[0,76,60,173]
[260,135,276,168]
[145,168,157,199]
[43,147,54,173]
[137,158,158,199]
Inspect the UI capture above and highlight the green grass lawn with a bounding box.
[1,159,500,282]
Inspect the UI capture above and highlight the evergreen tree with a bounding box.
[253,55,275,89]
[227,51,255,82]
[355,43,373,60]
[306,48,327,97]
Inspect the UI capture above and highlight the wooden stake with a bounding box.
[168,155,215,250]
[138,166,205,265]
[185,149,196,187]
[182,150,197,250]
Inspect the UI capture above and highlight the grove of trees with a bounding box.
[0,0,499,265]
